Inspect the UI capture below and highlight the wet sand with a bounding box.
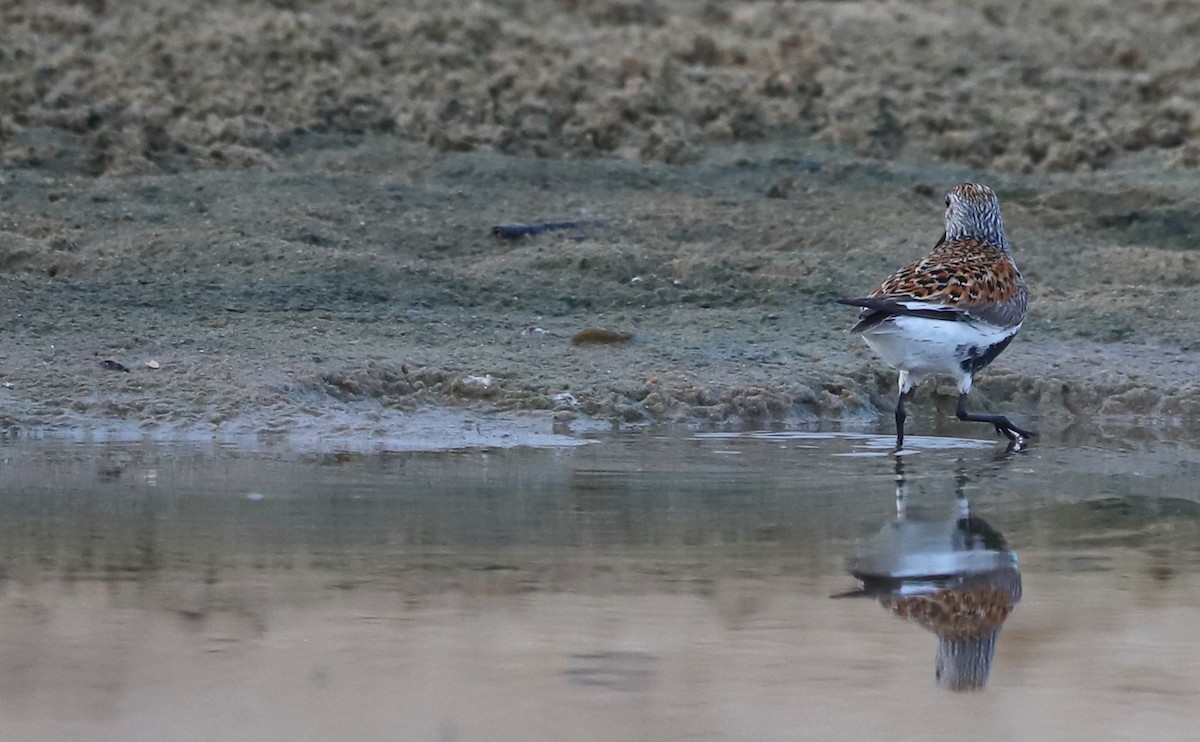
[1,1,1200,444]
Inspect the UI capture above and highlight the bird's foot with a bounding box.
[993,422,1037,441]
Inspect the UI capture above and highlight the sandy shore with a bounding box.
[2,1,1200,444]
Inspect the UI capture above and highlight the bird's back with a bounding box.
[846,237,1028,333]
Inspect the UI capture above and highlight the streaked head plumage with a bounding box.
[944,183,1009,253]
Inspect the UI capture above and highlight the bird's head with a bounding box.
[944,183,1009,252]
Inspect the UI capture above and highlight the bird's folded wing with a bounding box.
[840,237,1028,332]
[837,297,967,333]
[837,296,965,320]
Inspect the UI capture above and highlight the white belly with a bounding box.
[860,316,1019,391]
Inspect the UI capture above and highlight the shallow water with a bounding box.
[0,429,1198,741]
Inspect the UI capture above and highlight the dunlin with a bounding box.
[839,183,1035,450]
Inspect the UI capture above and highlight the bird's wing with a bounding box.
[839,237,1027,332]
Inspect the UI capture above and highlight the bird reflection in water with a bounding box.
[834,454,1022,691]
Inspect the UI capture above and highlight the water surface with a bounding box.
[0,429,1198,741]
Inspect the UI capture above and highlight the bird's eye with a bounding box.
[945,196,951,207]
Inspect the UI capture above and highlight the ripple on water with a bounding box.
[694,429,997,455]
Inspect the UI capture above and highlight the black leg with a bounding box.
[894,388,914,451]
[955,393,1036,441]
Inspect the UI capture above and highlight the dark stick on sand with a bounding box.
[491,221,602,240]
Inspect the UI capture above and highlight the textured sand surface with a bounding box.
[2,0,1199,442]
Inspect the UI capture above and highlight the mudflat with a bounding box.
[2,0,1199,443]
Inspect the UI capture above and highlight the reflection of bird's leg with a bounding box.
[894,457,909,520]
[955,459,971,519]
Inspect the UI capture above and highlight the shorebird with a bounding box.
[838,183,1035,450]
